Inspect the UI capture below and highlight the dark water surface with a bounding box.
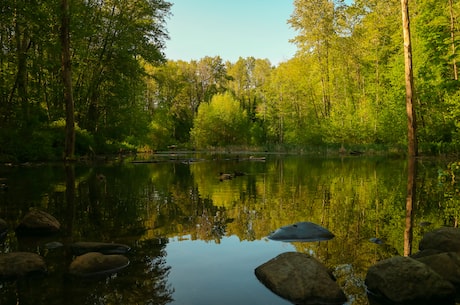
[0,154,457,305]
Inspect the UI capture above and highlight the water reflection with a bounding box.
[404,156,416,256]
[0,155,456,304]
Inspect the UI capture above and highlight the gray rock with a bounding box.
[416,252,460,292]
[0,252,46,280]
[365,256,455,305]
[70,241,131,255]
[255,252,347,305]
[369,237,384,244]
[44,241,64,249]
[419,227,460,253]
[267,222,335,242]
[69,252,130,277]
[16,209,60,235]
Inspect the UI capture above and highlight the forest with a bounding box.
[1,0,460,161]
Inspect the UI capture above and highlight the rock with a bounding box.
[219,173,233,181]
[411,249,443,259]
[0,252,46,280]
[69,252,130,277]
[365,256,456,305]
[16,209,60,235]
[416,252,460,292]
[419,227,460,253]
[255,252,347,305]
[369,237,384,244]
[70,241,131,255]
[267,221,335,242]
[44,241,64,249]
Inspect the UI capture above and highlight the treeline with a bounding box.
[0,0,171,161]
[2,0,460,161]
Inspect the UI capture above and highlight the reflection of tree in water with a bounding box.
[123,238,174,305]
[0,239,173,305]
[195,209,230,243]
[64,238,174,305]
[153,184,232,243]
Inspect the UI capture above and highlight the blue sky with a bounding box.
[164,0,298,65]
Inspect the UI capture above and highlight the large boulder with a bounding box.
[0,252,46,280]
[416,252,460,293]
[69,252,130,277]
[255,252,346,305]
[16,209,60,235]
[365,256,456,305]
[267,222,335,242]
[419,227,460,253]
[70,241,131,256]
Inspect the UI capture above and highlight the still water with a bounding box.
[0,153,456,305]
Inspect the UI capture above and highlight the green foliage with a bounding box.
[4,0,460,159]
[190,93,250,148]
[0,0,171,161]
[149,108,176,150]
[437,161,460,226]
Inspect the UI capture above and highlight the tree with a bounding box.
[190,93,249,148]
[401,0,418,156]
[449,0,458,80]
[71,0,172,150]
[226,57,272,144]
[0,0,172,160]
[61,0,75,160]
[289,0,346,117]
[262,57,324,146]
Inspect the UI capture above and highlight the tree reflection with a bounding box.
[0,156,457,305]
[404,157,416,256]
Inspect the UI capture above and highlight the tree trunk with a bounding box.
[401,0,418,157]
[9,22,31,124]
[60,0,75,160]
[449,0,458,80]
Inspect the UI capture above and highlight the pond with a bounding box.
[0,153,458,305]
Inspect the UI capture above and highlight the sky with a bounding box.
[164,0,298,65]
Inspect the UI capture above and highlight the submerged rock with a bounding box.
[16,209,60,235]
[255,252,346,305]
[70,241,131,256]
[69,252,129,277]
[267,221,335,242]
[44,241,64,249]
[0,252,47,280]
[365,256,455,305]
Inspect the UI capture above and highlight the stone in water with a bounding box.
[268,221,334,242]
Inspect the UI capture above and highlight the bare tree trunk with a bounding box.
[449,0,458,80]
[61,0,75,160]
[401,0,417,257]
[401,0,418,157]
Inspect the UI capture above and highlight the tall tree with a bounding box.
[289,0,345,117]
[61,0,75,160]
[449,0,458,80]
[401,0,418,156]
